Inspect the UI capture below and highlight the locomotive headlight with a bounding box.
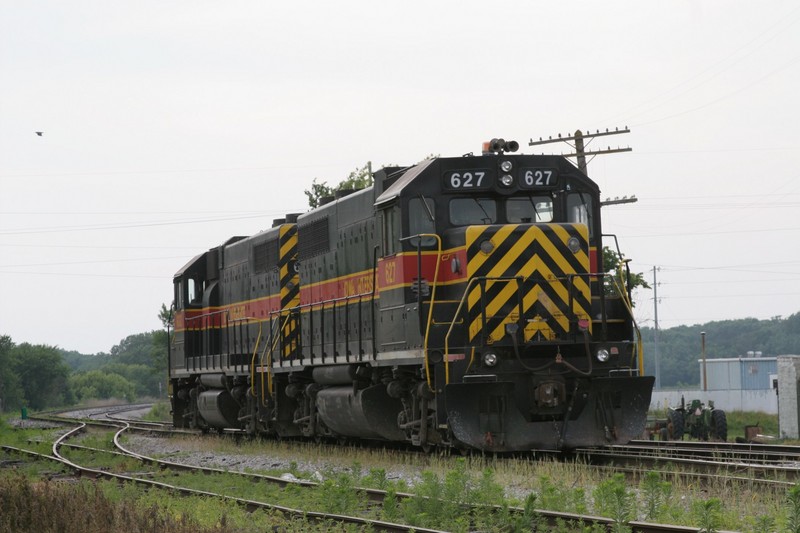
[567,237,581,253]
[596,348,610,362]
[500,174,515,187]
[483,352,498,367]
[500,160,513,172]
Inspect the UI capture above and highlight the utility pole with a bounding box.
[653,266,661,390]
[528,127,632,175]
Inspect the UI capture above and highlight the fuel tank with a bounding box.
[197,389,240,428]
[315,384,406,441]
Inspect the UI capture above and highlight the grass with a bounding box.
[0,474,363,532]
[724,410,780,440]
[136,431,800,531]
[141,401,172,423]
[3,410,799,531]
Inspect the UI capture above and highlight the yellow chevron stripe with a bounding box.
[466,227,537,310]
[550,224,590,266]
[466,224,518,275]
[466,224,592,342]
[468,253,578,341]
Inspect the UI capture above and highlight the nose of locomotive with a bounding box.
[445,375,655,451]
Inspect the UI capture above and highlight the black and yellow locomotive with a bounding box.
[169,140,654,451]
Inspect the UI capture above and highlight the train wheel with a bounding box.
[711,410,728,442]
[668,410,685,440]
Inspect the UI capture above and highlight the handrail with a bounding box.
[399,233,442,391]
[290,290,373,362]
[609,266,644,374]
[183,309,232,368]
[184,308,229,326]
[444,276,483,385]
[443,271,640,381]
[251,317,281,399]
[443,275,526,385]
[261,312,294,399]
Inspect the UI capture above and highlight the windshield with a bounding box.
[409,196,436,246]
[449,198,497,225]
[507,196,553,223]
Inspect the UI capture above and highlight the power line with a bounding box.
[0,163,340,180]
[0,243,201,250]
[0,256,187,269]
[0,212,283,236]
[600,5,800,125]
[0,270,166,279]
[622,225,800,238]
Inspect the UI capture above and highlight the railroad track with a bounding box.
[577,439,800,488]
[4,408,743,532]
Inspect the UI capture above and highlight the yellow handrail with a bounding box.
[416,234,442,391]
[257,318,281,404]
[244,318,262,397]
[444,277,482,386]
[610,267,644,375]
[260,312,294,402]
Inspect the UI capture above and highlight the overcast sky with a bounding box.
[1,1,799,355]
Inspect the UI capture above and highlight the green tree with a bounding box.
[0,336,24,412]
[68,370,136,403]
[150,329,169,392]
[603,246,650,298]
[158,302,173,329]
[60,348,111,372]
[110,332,159,366]
[304,162,373,208]
[104,363,161,397]
[10,343,72,410]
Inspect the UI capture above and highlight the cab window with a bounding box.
[567,193,594,237]
[175,281,184,310]
[449,198,497,225]
[408,197,436,247]
[187,277,203,305]
[382,206,400,255]
[507,196,553,223]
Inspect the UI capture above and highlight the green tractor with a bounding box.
[664,397,727,442]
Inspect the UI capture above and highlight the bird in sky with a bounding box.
[35,131,43,136]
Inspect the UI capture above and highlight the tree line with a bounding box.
[0,329,168,413]
[640,312,800,388]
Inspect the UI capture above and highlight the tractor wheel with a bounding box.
[668,410,685,440]
[711,409,728,442]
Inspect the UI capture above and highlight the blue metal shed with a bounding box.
[700,357,777,391]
